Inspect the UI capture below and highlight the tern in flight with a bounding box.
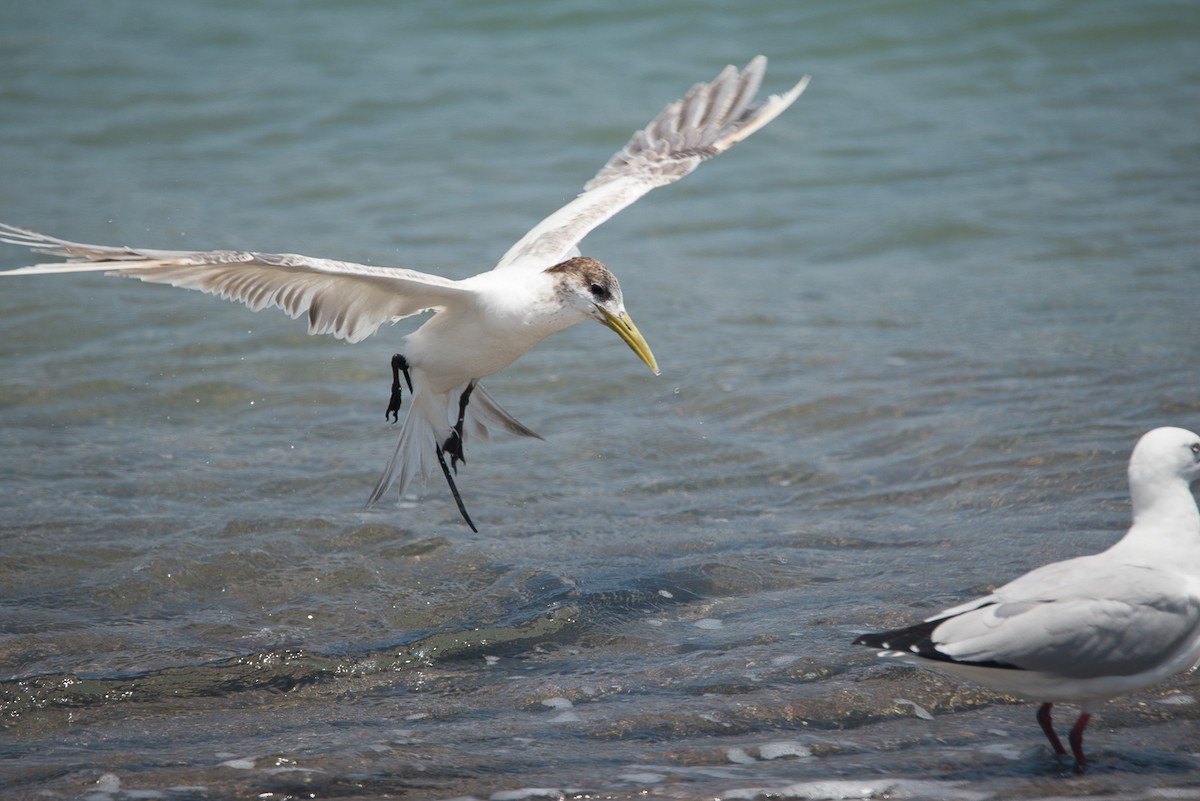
[854,427,1200,771]
[0,56,809,530]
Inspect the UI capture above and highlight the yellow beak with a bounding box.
[597,306,660,376]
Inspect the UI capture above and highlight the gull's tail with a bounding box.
[365,380,543,510]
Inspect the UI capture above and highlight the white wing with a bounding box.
[931,560,1200,679]
[492,56,810,272]
[0,224,473,344]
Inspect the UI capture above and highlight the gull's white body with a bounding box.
[855,426,1200,767]
[0,57,809,523]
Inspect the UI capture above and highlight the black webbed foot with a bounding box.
[386,354,413,422]
[442,430,465,472]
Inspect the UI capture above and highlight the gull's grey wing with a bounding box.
[931,563,1200,680]
[0,224,473,343]
[492,56,809,273]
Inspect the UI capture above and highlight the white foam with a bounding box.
[893,698,934,720]
[725,746,757,764]
[723,778,990,801]
[490,789,565,801]
[758,741,813,760]
[978,742,1024,760]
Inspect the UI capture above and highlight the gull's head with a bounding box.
[1130,427,1200,488]
[545,256,660,375]
[1127,427,1200,527]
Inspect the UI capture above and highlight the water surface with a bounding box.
[2,2,1198,799]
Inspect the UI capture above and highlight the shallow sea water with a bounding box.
[1,1,1199,799]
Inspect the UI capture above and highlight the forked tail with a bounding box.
[364,380,543,524]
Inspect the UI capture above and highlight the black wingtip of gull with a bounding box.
[853,618,943,654]
[853,613,1022,671]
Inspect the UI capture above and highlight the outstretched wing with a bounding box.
[0,224,473,343]
[493,56,810,273]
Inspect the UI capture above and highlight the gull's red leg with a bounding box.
[1036,703,1068,758]
[1068,712,1091,773]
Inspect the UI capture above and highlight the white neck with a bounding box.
[1114,473,1200,564]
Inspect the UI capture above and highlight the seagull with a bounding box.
[0,57,809,531]
[853,426,1200,772]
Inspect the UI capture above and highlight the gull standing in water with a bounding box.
[0,56,809,530]
[854,426,1200,771]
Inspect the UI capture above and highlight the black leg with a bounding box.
[386,354,413,422]
[441,382,476,473]
[436,444,478,532]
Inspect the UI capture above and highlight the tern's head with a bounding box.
[546,256,660,375]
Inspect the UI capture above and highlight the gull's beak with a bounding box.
[597,306,660,375]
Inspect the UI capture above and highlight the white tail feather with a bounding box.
[365,387,442,507]
[462,384,543,444]
[365,380,541,508]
